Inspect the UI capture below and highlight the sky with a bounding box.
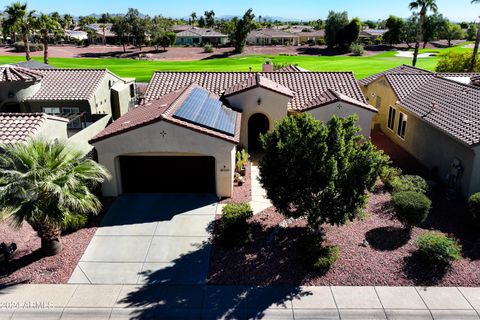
[12,0,480,22]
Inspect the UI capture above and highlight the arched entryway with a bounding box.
[248,113,269,151]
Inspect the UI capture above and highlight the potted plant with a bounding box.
[236,149,249,176]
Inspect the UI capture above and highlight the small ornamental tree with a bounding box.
[259,114,388,232]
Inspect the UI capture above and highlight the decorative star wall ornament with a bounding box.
[337,104,343,110]
[159,130,167,138]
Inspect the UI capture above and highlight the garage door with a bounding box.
[119,156,216,194]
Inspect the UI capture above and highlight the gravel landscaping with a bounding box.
[220,162,252,204]
[208,182,480,286]
[0,198,114,285]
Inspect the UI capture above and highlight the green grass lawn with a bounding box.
[0,45,472,82]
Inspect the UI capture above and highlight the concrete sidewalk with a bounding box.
[0,284,479,319]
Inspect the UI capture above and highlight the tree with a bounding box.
[125,8,148,50]
[98,23,107,45]
[111,16,130,52]
[156,32,176,51]
[324,11,349,48]
[409,0,438,66]
[259,114,388,234]
[467,23,478,41]
[229,8,255,53]
[401,15,418,48]
[4,2,35,61]
[149,16,175,51]
[62,14,74,30]
[198,16,206,28]
[190,12,197,26]
[422,13,448,48]
[0,140,110,256]
[383,16,405,45]
[78,15,97,27]
[37,13,62,64]
[443,23,465,47]
[337,18,361,49]
[98,13,112,24]
[204,10,215,28]
[471,0,480,71]
[436,51,479,72]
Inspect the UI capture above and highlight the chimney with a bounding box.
[262,61,273,72]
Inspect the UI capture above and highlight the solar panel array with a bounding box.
[174,87,237,136]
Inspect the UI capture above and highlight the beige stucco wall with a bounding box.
[0,81,41,110]
[305,101,376,138]
[111,81,134,119]
[35,117,68,142]
[92,120,236,198]
[226,87,290,149]
[68,114,111,155]
[363,78,477,196]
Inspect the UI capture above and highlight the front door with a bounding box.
[248,113,269,151]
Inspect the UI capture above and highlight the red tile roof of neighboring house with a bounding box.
[358,64,432,86]
[26,69,118,101]
[176,27,227,38]
[382,73,480,146]
[303,88,378,112]
[0,113,67,143]
[90,83,241,144]
[275,65,309,72]
[224,73,295,98]
[145,71,367,112]
[0,65,44,82]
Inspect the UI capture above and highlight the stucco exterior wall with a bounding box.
[92,120,236,198]
[363,79,477,196]
[111,81,134,119]
[0,81,41,110]
[226,87,290,149]
[68,114,111,155]
[304,101,376,138]
[24,100,92,116]
[35,118,68,142]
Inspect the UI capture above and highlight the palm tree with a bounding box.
[190,12,197,26]
[0,140,110,256]
[4,2,35,61]
[37,14,62,64]
[409,0,438,66]
[99,23,107,45]
[471,1,480,71]
[62,14,74,30]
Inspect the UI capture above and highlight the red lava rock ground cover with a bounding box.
[220,162,252,204]
[0,198,114,285]
[208,131,480,286]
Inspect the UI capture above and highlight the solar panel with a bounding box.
[174,87,237,136]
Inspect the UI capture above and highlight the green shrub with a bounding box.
[62,213,89,233]
[203,44,214,53]
[391,175,428,194]
[305,240,340,271]
[392,191,431,228]
[349,43,364,56]
[380,166,402,189]
[468,193,480,222]
[217,203,253,247]
[14,42,44,52]
[415,231,461,265]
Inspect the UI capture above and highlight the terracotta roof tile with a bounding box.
[145,71,366,111]
[0,113,66,143]
[303,88,377,112]
[224,73,294,97]
[0,65,44,82]
[91,83,240,144]
[359,64,432,86]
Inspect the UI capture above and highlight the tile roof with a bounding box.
[91,83,240,144]
[224,74,294,98]
[12,60,56,70]
[0,113,67,143]
[248,28,300,39]
[145,71,367,112]
[302,88,378,112]
[276,65,310,72]
[26,69,112,101]
[0,65,44,82]
[176,27,227,37]
[383,74,480,146]
[358,65,432,86]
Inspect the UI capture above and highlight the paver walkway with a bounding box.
[0,284,479,319]
[68,194,217,285]
[249,165,273,214]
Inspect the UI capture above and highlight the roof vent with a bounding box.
[470,75,480,87]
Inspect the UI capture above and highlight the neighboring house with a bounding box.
[86,23,117,44]
[247,28,300,45]
[361,65,480,196]
[92,65,376,198]
[175,27,228,46]
[297,30,325,44]
[12,60,55,70]
[64,30,88,42]
[0,65,136,154]
[0,113,68,144]
[359,28,387,41]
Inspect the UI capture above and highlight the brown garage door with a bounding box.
[119,156,216,193]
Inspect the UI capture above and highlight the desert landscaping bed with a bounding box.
[220,161,252,204]
[0,198,114,285]
[208,182,480,286]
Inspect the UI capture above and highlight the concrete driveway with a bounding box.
[68,194,217,285]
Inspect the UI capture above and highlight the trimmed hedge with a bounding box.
[62,213,88,233]
[380,166,402,189]
[392,191,431,228]
[217,203,253,247]
[415,231,462,265]
[311,245,340,271]
[391,175,428,194]
[468,192,480,222]
[13,42,44,52]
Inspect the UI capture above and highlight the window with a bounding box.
[63,107,82,129]
[387,106,396,131]
[129,84,135,98]
[397,112,407,139]
[42,107,60,114]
